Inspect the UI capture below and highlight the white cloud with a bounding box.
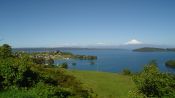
[96,42,105,45]
[125,39,143,45]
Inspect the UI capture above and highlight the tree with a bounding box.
[0,44,12,59]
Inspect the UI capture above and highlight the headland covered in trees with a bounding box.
[133,47,175,52]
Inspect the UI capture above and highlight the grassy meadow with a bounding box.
[68,70,136,98]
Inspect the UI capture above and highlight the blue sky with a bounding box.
[0,0,175,47]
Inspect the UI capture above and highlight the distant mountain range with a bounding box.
[13,44,175,50]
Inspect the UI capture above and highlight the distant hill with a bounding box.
[133,47,175,52]
[166,48,175,52]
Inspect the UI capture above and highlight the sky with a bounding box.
[0,0,175,48]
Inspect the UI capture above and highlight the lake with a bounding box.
[54,49,175,73]
[14,48,175,73]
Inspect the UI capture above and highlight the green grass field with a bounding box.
[68,70,136,98]
[0,70,135,98]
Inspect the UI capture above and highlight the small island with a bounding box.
[165,60,175,68]
[133,47,175,52]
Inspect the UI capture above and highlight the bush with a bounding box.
[30,82,72,98]
[0,57,39,89]
[122,69,132,75]
[133,61,175,97]
[38,67,95,98]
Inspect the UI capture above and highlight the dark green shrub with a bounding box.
[30,82,72,98]
[122,69,132,75]
[133,61,175,97]
[0,57,39,89]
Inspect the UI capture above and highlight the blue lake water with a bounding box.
[54,49,175,73]
[14,48,175,73]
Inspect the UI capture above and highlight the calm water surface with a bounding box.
[54,49,175,73]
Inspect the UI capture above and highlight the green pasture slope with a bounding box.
[69,70,136,98]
